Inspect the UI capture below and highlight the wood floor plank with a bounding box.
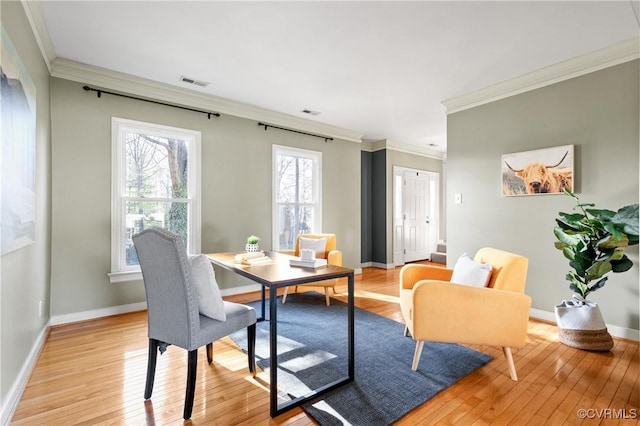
[10,263,639,425]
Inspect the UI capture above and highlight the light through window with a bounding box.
[273,145,322,251]
[110,118,201,282]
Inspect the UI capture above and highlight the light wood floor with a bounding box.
[11,264,639,425]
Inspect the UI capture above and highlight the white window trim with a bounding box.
[272,144,322,251]
[109,117,201,283]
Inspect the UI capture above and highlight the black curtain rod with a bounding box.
[258,122,333,142]
[82,85,220,119]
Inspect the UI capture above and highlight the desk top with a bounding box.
[206,251,353,288]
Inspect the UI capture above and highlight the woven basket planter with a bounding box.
[555,296,613,352]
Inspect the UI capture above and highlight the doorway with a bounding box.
[393,167,439,266]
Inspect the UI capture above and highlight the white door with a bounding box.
[403,171,431,262]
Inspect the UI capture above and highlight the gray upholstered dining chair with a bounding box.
[133,228,256,420]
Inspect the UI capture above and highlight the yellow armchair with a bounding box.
[399,247,531,381]
[281,233,343,306]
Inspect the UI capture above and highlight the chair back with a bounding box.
[474,247,528,293]
[133,228,200,350]
[293,233,337,259]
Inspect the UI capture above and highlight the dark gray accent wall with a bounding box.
[361,151,373,262]
[371,149,387,263]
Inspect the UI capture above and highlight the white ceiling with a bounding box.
[38,1,639,153]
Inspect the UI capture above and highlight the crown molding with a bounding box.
[50,58,364,144]
[384,139,445,160]
[361,139,445,159]
[442,37,640,114]
[21,0,55,72]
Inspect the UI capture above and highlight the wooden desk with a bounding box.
[206,251,355,417]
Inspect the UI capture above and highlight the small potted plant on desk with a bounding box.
[553,189,638,351]
[246,235,260,253]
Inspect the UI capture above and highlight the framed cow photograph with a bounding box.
[501,144,574,196]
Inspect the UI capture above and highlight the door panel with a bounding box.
[403,171,430,262]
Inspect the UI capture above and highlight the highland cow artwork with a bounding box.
[502,145,574,197]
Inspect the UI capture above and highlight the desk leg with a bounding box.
[259,285,266,321]
[269,286,278,417]
[348,272,354,379]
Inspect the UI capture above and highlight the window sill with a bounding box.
[109,270,143,283]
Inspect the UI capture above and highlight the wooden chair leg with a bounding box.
[247,324,256,377]
[412,341,424,371]
[503,347,518,381]
[184,349,198,420]
[324,287,330,306]
[282,286,289,304]
[144,339,159,399]
[206,343,213,364]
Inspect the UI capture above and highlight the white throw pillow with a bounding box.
[189,254,226,321]
[450,254,492,287]
[299,237,327,258]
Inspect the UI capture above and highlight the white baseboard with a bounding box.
[219,284,262,297]
[530,308,639,341]
[369,262,395,270]
[1,323,49,426]
[50,302,147,326]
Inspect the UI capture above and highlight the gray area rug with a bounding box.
[229,292,492,425]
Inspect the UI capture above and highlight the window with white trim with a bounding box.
[272,145,321,251]
[110,118,201,283]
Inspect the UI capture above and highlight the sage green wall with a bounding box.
[50,77,361,316]
[1,1,51,415]
[447,60,639,332]
[385,149,444,263]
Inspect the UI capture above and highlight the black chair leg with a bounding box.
[184,349,198,420]
[206,343,213,364]
[144,339,159,399]
[248,324,256,376]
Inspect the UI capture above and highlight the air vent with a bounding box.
[180,76,210,87]
[301,109,321,116]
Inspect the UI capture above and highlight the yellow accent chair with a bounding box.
[399,247,531,381]
[281,233,343,306]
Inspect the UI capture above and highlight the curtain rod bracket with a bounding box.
[257,122,333,142]
[82,85,220,119]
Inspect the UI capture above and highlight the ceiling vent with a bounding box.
[180,76,209,87]
[301,109,321,116]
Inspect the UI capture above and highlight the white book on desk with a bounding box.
[234,251,270,265]
[289,258,328,268]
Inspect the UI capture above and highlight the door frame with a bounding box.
[393,166,440,266]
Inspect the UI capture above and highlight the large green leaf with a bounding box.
[611,256,633,273]
[603,221,624,239]
[554,227,580,246]
[586,208,616,221]
[558,212,586,224]
[585,261,612,281]
[555,217,585,233]
[597,234,629,250]
[585,277,608,297]
[567,271,588,298]
[613,204,639,237]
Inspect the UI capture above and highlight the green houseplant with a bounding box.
[553,189,639,350]
[246,235,260,253]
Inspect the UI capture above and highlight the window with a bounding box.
[110,118,201,283]
[272,145,322,251]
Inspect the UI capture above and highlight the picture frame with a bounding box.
[1,25,37,254]
[501,144,574,197]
